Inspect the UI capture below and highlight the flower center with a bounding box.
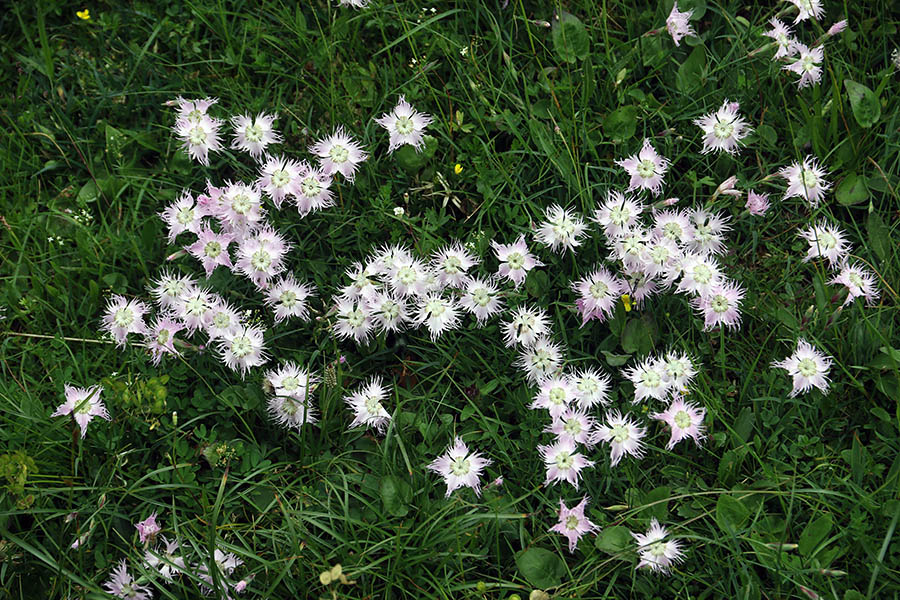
[641,370,661,389]
[347,309,365,328]
[666,360,685,378]
[818,232,836,249]
[531,349,552,370]
[847,272,864,287]
[212,312,231,329]
[425,299,446,318]
[245,123,263,142]
[204,241,222,258]
[797,357,817,377]
[397,266,417,285]
[507,252,524,270]
[713,120,735,140]
[281,376,299,391]
[637,159,656,179]
[548,388,566,405]
[176,207,194,225]
[113,307,134,328]
[280,290,298,307]
[188,126,206,145]
[662,222,683,240]
[75,397,93,415]
[472,288,491,307]
[449,456,471,476]
[801,54,816,72]
[231,335,252,358]
[271,169,291,189]
[563,418,582,436]
[589,281,608,299]
[674,410,692,429]
[554,451,573,470]
[623,236,644,256]
[185,297,207,316]
[443,256,462,274]
[693,263,712,284]
[156,329,170,345]
[329,144,349,164]
[300,176,322,198]
[649,541,667,558]
[162,280,185,298]
[381,300,399,319]
[650,245,670,264]
[251,249,272,270]
[365,396,383,415]
[187,108,203,122]
[565,515,580,530]
[611,423,630,444]
[609,206,630,226]
[231,193,251,215]
[710,294,730,313]
[578,378,598,394]
[282,398,299,416]
[800,169,818,189]
[395,115,414,135]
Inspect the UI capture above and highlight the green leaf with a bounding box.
[394,135,437,174]
[717,448,747,487]
[641,486,670,520]
[621,314,656,355]
[379,475,412,518]
[867,211,890,261]
[601,350,631,367]
[515,547,566,588]
[756,124,777,147]
[844,80,881,128]
[595,526,632,555]
[798,514,832,557]
[836,173,869,206]
[525,269,550,298]
[676,46,706,94]
[76,180,100,204]
[603,106,638,143]
[551,12,590,63]
[715,495,750,534]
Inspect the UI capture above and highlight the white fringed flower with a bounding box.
[772,339,832,397]
[428,437,492,497]
[218,325,267,377]
[101,295,150,346]
[265,275,315,323]
[375,96,433,153]
[693,100,751,155]
[535,205,588,254]
[632,519,685,573]
[345,376,392,434]
[231,112,281,159]
[309,126,368,182]
[594,411,647,466]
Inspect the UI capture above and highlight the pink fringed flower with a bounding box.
[235,226,291,288]
[535,204,588,254]
[530,375,576,420]
[333,298,374,345]
[830,262,880,306]
[571,367,611,409]
[135,512,161,545]
[593,191,644,239]
[492,235,543,288]
[231,112,281,159]
[257,155,302,209]
[665,2,695,47]
[547,407,597,446]
[799,221,851,267]
[428,437,492,497]
[515,337,564,383]
[149,271,196,310]
[52,384,110,438]
[375,96,433,153]
[691,279,745,331]
[763,18,796,59]
[309,126,368,182]
[265,275,315,323]
[431,242,478,288]
[677,254,723,297]
[652,397,706,449]
[594,411,646,466]
[217,181,266,233]
[218,325,267,377]
[101,295,150,346]
[789,0,825,23]
[502,305,550,348]
[345,376,392,434]
[615,139,670,197]
[160,190,206,242]
[693,100,751,155]
[549,496,600,553]
[145,316,184,365]
[103,560,153,600]
[459,277,504,324]
[784,44,824,89]
[780,156,831,207]
[745,190,770,216]
[414,294,461,340]
[366,291,410,333]
[772,339,832,397]
[186,227,234,276]
[623,357,671,403]
[633,519,686,573]
[295,161,335,216]
[572,268,624,325]
[538,438,594,489]
[175,114,223,166]
[172,96,217,123]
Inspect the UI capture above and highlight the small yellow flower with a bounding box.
[621,293,633,312]
[76,9,90,20]
[454,163,463,175]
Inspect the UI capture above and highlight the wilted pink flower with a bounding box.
[784,44,824,89]
[52,384,110,438]
[375,96,433,153]
[428,437,492,497]
[651,397,706,449]
[826,20,848,37]
[135,512,161,545]
[772,339,832,397]
[745,190,770,216]
[665,2,695,47]
[615,139,670,196]
[309,126,368,182]
[549,496,599,553]
[231,112,281,159]
[830,262,880,306]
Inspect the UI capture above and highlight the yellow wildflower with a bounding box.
[621,293,633,312]
[76,9,90,20]
[454,163,463,175]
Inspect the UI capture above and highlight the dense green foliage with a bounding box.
[1,1,899,598]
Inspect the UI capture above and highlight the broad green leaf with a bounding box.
[836,173,869,206]
[603,106,638,142]
[595,526,632,555]
[676,46,706,94]
[844,80,881,128]
[380,475,412,517]
[715,495,750,534]
[76,180,100,204]
[798,514,832,557]
[717,448,747,487]
[867,211,890,261]
[601,350,631,367]
[515,547,566,588]
[621,314,656,355]
[394,135,437,173]
[551,12,590,63]
[641,486,670,520]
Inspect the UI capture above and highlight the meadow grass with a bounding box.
[1,0,899,598]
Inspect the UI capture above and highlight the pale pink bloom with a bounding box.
[204,299,243,340]
[826,20,848,37]
[677,253,723,296]
[784,44,824,89]
[799,221,851,267]
[235,226,291,288]
[665,2,695,47]
[144,537,185,581]
[571,367,611,408]
[492,235,543,288]
[338,0,370,7]
[663,197,680,206]
[265,362,316,401]
[175,114,223,166]
[622,266,662,309]
[652,397,706,449]
[623,357,671,403]
[197,548,244,594]
[345,376,392,434]
[428,437,492,497]
[572,267,624,325]
[632,519,685,573]
[294,161,335,216]
[415,294,461,340]
[692,279,745,331]
[611,226,651,270]
[216,181,265,233]
[341,262,380,302]
[257,155,301,209]
[745,190,771,216]
[549,496,600,553]
[172,96,217,123]
[594,411,646,466]
[547,407,597,446]
[145,316,184,365]
[780,156,831,207]
[830,262,880,306]
[234,579,250,593]
[772,339,832,397]
[375,96,433,153]
[149,271,196,310]
[103,560,152,600]
[615,139,670,196]
[431,243,478,288]
[218,325,267,377]
[535,204,588,254]
[367,243,413,276]
[231,112,281,159]
[309,126,368,182]
[539,438,594,489]
[267,390,318,430]
[687,208,731,256]
[52,384,110,438]
[640,236,683,287]
[694,100,751,155]
[366,291,410,333]
[333,298,374,345]
[592,191,644,239]
[265,275,314,323]
[763,18,796,59]
[789,0,825,23]
[661,351,697,392]
[175,287,214,334]
[101,295,150,346]
[387,256,432,298]
[515,336,564,383]
[186,227,234,276]
[459,276,504,324]
[160,191,206,242]
[715,176,742,198]
[530,375,575,420]
[135,512,161,545]
[652,209,695,245]
[502,305,550,347]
